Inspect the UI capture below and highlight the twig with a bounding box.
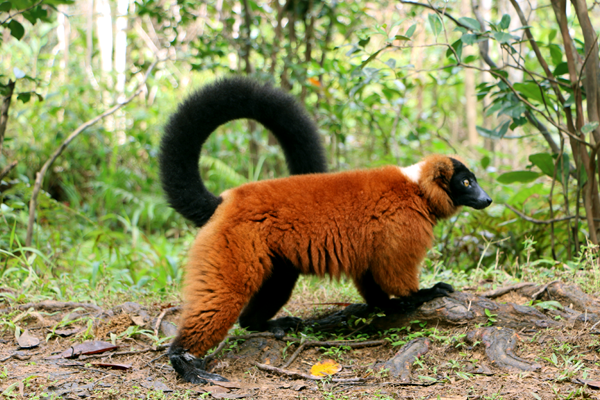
[254,362,366,382]
[505,204,578,225]
[154,306,180,337]
[141,352,167,369]
[481,283,535,299]
[78,347,163,360]
[0,160,18,181]
[0,0,43,26]
[25,60,158,247]
[0,80,15,154]
[0,300,102,314]
[531,280,560,301]
[203,338,232,365]
[282,339,386,369]
[398,1,467,30]
[59,364,118,377]
[378,380,440,387]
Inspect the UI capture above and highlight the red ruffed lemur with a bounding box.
[159,77,492,383]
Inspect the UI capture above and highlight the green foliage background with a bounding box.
[1,0,600,302]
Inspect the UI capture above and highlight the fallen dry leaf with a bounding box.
[310,359,342,377]
[91,362,132,370]
[206,380,243,389]
[17,329,39,349]
[53,328,82,337]
[46,341,118,359]
[581,380,600,390]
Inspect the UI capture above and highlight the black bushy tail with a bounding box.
[159,77,328,227]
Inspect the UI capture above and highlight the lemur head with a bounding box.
[401,155,492,219]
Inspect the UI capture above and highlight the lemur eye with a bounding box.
[463,179,470,187]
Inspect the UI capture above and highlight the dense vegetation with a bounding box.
[1,0,600,302]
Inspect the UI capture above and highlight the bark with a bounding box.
[114,0,129,145]
[381,338,430,381]
[0,80,15,155]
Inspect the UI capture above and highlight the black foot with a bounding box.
[385,282,454,313]
[412,282,454,303]
[265,316,302,339]
[168,341,228,384]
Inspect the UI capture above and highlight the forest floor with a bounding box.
[1,279,600,400]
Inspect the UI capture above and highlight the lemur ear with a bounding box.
[421,155,454,188]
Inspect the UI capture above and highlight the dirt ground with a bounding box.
[1,282,600,399]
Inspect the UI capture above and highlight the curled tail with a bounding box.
[159,77,328,227]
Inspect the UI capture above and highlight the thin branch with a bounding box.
[25,60,158,247]
[509,0,568,105]
[254,362,367,383]
[481,282,536,299]
[0,160,17,181]
[575,32,600,98]
[0,0,43,26]
[282,339,386,369]
[0,80,15,154]
[153,306,180,337]
[399,1,467,30]
[505,204,579,225]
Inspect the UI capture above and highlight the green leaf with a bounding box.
[358,37,370,47]
[385,58,396,69]
[564,94,575,107]
[17,92,31,103]
[8,20,25,40]
[458,17,481,32]
[405,23,417,38]
[23,6,48,25]
[548,44,562,66]
[0,1,11,12]
[481,156,490,170]
[446,39,463,61]
[553,62,569,76]
[497,171,541,184]
[461,33,477,45]
[493,31,514,44]
[428,14,442,36]
[529,153,554,177]
[582,122,599,134]
[394,35,411,41]
[513,82,545,103]
[499,14,511,30]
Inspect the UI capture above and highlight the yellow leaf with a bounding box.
[307,77,321,87]
[310,359,342,377]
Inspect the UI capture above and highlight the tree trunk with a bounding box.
[114,0,129,145]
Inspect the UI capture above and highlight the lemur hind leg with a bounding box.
[169,239,268,384]
[238,255,301,338]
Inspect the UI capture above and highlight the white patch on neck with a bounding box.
[400,162,424,184]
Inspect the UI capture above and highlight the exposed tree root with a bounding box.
[380,338,430,382]
[466,327,541,371]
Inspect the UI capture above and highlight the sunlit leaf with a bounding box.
[405,23,416,38]
[497,171,541,184]
[310,359,342,377]
[499,14,511,30]
[582,122,599,134]
[458,17,481,32]
[428,14,442,36]
[529,153,554,177]
[8,20,25,40]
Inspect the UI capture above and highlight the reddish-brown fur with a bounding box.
[177,155,459,356]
